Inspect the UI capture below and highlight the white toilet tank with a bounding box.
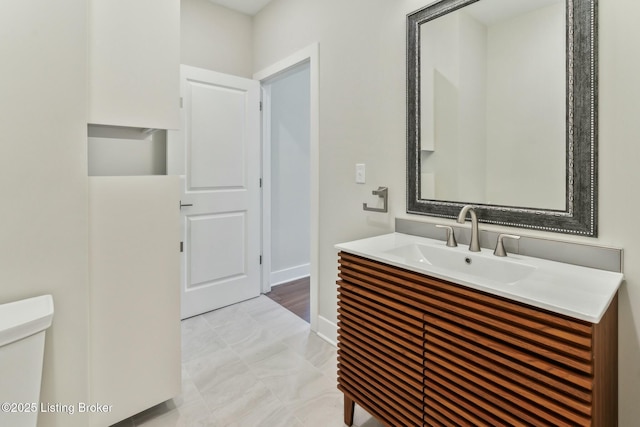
[0,295,54,427]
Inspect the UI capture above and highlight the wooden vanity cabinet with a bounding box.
[337,251,618,427]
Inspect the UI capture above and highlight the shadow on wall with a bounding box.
[617,283,640,415]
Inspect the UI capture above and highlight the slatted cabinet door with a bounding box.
[336,251,618,427]
[420,276,601,426]
[338,252,426,426]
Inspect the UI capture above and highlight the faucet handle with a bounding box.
[436,225,457,247]
[494,234,521,257]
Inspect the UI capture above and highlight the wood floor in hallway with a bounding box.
[265,277,310,323]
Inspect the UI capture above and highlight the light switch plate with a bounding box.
[355,163,366,184]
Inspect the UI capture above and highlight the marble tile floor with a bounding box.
[113,295,384,427]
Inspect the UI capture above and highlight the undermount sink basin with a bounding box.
[384,243,536,285]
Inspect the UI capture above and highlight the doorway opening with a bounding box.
[255,44,319,331]
[262,61,311,287]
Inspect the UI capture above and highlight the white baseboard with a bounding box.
[270,263,310,286]
[316,315,337,347]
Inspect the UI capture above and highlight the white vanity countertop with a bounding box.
[335,233,623,323]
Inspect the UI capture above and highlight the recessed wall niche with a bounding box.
[88,124,167,176]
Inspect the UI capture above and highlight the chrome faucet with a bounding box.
[456,205,480,252]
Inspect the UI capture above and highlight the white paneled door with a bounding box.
[170,65,261,319]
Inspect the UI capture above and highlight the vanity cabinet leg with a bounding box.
[344,396,355,426]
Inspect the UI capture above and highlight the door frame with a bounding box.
[254,43,320,332]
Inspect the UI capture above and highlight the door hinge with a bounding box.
[259,255,263,265]
[259,101,263,111]
[259,178,263,188]
[180,97,183,108]
[180,241,184,253]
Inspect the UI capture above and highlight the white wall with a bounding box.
[421,10,488,202]
[420,11,486,200]
[254,0,640,424]
[598,1,640,423]
[0,1,89,426]
[485,3,565,209]
[421,11,462,199]
[267,63,311,284]
[181,0,253,77]
[457,11,487,203]
[420,10,459,153]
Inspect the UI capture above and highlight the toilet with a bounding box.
[0,295,54,427]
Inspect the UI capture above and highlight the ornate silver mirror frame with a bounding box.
[407,0,598,236]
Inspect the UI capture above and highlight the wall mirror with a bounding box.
[407,0,597,236]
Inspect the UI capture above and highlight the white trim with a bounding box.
[270,264,311,286]
[316,315,337,347]
[253,44,317,81]
[254,43,320,332]
[259,85,272,295]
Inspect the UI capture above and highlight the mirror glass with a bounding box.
[420,0,565,210]
[407,0,598,236]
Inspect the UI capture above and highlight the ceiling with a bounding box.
[207,0,274,15]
